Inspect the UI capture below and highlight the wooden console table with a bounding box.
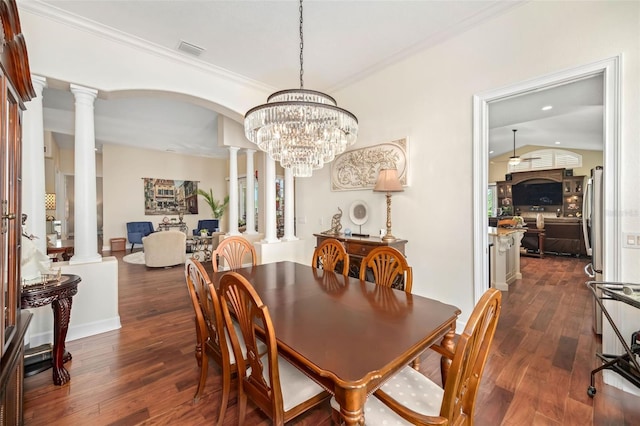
[46,239,74,262]
[21,274,81,385]
[522,228,545,258]
[314,233,408,281]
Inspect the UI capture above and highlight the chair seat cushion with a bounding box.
[330,366,443,425]
[260,353,326,413]
[226,320,267,365]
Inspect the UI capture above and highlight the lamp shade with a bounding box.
[373,168,403,192]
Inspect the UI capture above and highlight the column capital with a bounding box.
[228,146,240,154]
[70,84,98,101]
[30,75,47,92]
[244,148,256,155]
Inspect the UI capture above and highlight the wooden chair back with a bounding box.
[212,236,257,272]
[184,258,234,418]
[443,288,501,424]
[312,238,349,276]
[359,246,413,293]
[218,272,327,425]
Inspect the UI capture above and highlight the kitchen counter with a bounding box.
[488,227,525,291]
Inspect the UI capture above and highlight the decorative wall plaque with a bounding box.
[330,138,408,191]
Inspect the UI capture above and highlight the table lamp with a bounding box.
[373,168,404,241]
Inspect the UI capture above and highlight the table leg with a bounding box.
[333,387,366,425]
[440,325,456,386]
[51,296,73,385]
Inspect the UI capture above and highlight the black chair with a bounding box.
[126,221,154,251]
[193,219,219,236]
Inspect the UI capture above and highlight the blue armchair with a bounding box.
[126,221,155,252]
[193,219,219,236]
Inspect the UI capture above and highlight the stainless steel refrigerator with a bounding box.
[582,166,604,334]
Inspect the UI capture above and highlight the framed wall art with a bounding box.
[143,178,199,215]
[330,138,408,191]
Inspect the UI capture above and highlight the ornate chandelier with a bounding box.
[243,0,358,177]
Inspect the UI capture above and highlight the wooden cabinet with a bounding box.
[314,234,407,279]
[562,176,585,218]
[0,1,35,424]
[496,182,513,215]
[497,170,585,219]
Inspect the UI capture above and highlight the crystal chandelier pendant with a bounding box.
[243,1,358,177]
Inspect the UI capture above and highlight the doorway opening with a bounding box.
[472,56,621,301]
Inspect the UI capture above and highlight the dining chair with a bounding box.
[211,236,257,272]
[312,238,350,276]
[184,258,265,425]
[359,246,413,293]
[331,287,502,425]
[218,271,330,425]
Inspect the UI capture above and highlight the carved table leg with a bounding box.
[412,356,421,370]
[51,296,73,385]
[334,387,366,425]
[440,325,456,386]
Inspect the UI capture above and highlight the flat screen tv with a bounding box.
[512,181,562,206]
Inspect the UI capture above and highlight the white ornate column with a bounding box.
[262,156,279,243]
[514,230,524,280]
[244,149,257,234]
[281,167,298,241]
[227,147,240,235]
[69,84,101,264]
[22,75,48,253]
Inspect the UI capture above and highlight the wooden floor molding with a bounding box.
[23,252,640,425]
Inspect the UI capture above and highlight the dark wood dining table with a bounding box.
[208,261,461,425]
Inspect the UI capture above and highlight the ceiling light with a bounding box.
[508,129,521,166]
[243,0,358,177]
[555,141,561,145]
[542,105,553,111]
[508,157,521,166]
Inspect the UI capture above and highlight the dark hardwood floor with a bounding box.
[23,252,640,425]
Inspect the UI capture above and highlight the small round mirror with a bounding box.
[349,200,369,226]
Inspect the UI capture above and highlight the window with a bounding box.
[487,184,497,217]
[508,149,583,172]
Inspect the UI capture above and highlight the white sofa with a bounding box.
[142,230,186,267]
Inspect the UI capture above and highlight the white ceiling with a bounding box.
[488,74,604,159]
[28,1,602,159]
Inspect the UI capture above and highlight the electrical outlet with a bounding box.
[623,233,640,248]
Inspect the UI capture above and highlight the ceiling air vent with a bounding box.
[177,41,205,57]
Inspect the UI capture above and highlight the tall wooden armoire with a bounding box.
[0,0,35,424]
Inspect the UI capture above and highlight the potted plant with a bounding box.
[196,188,230,219]
[199,229,209,236]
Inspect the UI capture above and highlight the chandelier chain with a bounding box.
[243,0,358,178]
[299,0,304,89]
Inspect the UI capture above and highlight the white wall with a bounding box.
[297,1,639,322]
[26,257,120,347]
[102,144,228,249]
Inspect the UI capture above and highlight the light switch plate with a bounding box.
[623,233,640,248]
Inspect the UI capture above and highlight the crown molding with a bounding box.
[18,1,275,94]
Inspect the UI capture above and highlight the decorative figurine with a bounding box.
[322,207,343,236]
[20,214,52,282]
